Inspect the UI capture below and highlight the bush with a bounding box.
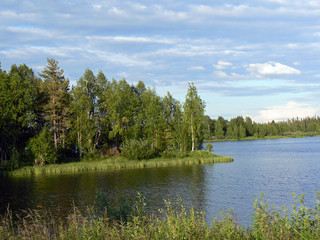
[188,150,214,158]
[205,142,213,152]
[27,127,57,166]
[120,139,154,160]
[160,150,189,158]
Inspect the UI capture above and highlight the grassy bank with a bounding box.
[8,151,233,177]
[2,192,320,239]
[205,132,320,142]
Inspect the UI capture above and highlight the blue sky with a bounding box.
[1,0,320,122]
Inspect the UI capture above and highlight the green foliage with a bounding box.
[120,139,154,160]
[3,192,320,239]
[0,64,42,165]
[9,153,233,176]
[205,142,213,152]
[71,69,105,157]
[27,127,57,166]
[183,82,205,151]
[160,150,189,158]
[8,147,20,170]
[95,190,133,222]
[40,58,71,150]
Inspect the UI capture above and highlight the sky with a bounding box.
[1,0,320,122]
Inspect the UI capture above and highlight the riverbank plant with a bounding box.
[2,192,320,239]
[206,132,320,142]
[120,139,155,160]
[7,151,233,177]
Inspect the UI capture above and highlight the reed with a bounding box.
[9,151,233,177]
[2,192,320,239]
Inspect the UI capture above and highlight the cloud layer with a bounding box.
[1,0,320,122]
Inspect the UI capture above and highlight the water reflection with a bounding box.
[1,137,320,226]
[0,165,209,220]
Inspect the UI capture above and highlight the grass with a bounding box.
[8,151,233,177]
[205,132,320,142]
[2,192,320,239]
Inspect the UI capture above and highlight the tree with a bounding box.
[27,126,57,166]
[140,88,166,152]
[0,64,41,165]
[39,59,70,150]
[163,92,183,151]
[183,83,205,151]
[202,115,214,140]
[214,116,227,139]
[71,69,108,157]
[103,78,139,146]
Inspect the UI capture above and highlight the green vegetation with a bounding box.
[2,192,320,239]
[206,133,320,142]
[120,139,154,160]
[8,151,233,177]
[203,115,320,141]
[2,59,320,172]
[0,60,207,171]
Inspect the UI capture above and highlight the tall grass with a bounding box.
[2,192,320,239]
[8,151,233,177]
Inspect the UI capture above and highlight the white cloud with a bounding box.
[86,36,175,44]
[263,0,320,7]
[214,60,232,70]
[117,72,129,78]
[247,61,301,76]
[214,71,229,78]
[253,101,319,123]
[189,66,205,71]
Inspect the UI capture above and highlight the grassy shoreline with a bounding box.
[7,151,233,177]
[205,133,320,142]
[2,192,320,239]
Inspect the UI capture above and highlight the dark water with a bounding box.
[1,137,320,225]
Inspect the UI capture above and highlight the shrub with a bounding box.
[120,139,154,160]
[27,127,57,166]
[205,142,213,152]
[160,150,189,158]
[189,150,214,158]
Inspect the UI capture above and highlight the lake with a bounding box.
[1,137,320,225]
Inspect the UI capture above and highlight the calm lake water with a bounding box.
[1,137,320,225]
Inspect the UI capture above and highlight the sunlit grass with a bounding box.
[9,151,233,177]
[2,192,320,239]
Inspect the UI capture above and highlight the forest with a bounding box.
[1,59,320,170]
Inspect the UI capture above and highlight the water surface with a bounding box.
[1,137,320,225]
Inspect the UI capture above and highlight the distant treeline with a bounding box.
[0,59,205,168]
[202,115,320,140]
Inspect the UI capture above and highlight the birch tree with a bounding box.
[183,83,205,151]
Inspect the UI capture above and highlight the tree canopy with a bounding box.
[1,60,320,168]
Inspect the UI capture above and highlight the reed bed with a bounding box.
[2,192,320,239]
[9,152,233,177]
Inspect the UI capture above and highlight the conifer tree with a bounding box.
[39,58,70,150]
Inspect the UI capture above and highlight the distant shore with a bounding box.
[205,132,320,142]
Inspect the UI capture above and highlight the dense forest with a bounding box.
[202,115,320,141]
[0,59,205,168]
[1,59,320,169]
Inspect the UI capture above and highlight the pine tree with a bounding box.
[39,58,70,150]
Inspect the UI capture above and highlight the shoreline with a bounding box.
[7,152,233,177]
[205,133,320,142]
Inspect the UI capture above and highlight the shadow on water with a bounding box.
[2,137,320,226]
